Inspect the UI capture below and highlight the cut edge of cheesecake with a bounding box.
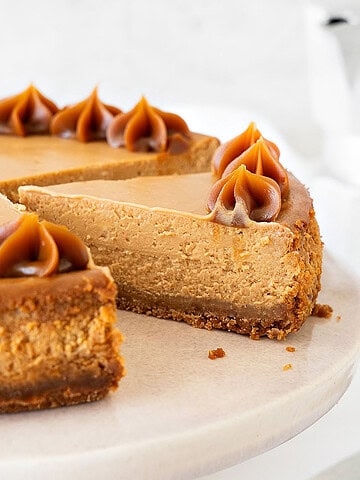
[0,268,124,413]
[19,172,323,340]
[0,197,124,413]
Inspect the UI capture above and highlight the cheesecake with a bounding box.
[0,86,219,202]
[0,195,124,413]
[19,128,322,339]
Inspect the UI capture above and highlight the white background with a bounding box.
[0,0,317,154]
[0,0,359,478]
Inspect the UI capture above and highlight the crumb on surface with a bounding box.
[286,346,296,352]
[312,303,333,319]
[208,347,226,360]
[283,363,292,371]
[336,315,341,322]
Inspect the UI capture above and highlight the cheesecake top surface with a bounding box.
[19,171,312,228]
[0,133,209,181]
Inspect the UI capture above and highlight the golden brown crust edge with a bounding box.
[282,210,323,335]
[0,375,118,414]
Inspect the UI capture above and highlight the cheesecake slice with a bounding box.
[0,194,124,413]
[19,170,322,340]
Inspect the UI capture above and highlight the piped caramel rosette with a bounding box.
[207,165,281,227]
[0,214,89,277]
[51,87,121,142]
[212,122,280,179]
[106,96,191,154]
[207,124,290,227]
[222,137,289,197]
[0,85,58,136]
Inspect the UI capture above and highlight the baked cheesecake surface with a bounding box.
[0,133,218,202]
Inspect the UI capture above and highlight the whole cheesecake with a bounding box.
[0,194,124,413]
[0,86,219,202]
[19,126,323,340]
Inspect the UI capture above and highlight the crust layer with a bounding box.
[0,372,116,414]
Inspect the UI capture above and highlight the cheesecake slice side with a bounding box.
[0,195,124,413]
[0,269,123,413]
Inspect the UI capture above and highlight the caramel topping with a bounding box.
[207,165,281,227]
[106,96,190,153]
[50,87,121,142]
[0,85,58,136]
[0,214,89,278]
[222,137,289,197]
[212,122,280,179]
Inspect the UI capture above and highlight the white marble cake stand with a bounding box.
[0,251,359,480]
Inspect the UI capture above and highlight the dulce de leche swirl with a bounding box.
[207,165,281,227]
[0,214,89,278]
[222,137,289,198]
[51,87,121,142]
[106,96,191,154]
[212,122,280,179]
[0,85,58,136]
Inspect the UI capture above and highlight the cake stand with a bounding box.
[0,250,359,480]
